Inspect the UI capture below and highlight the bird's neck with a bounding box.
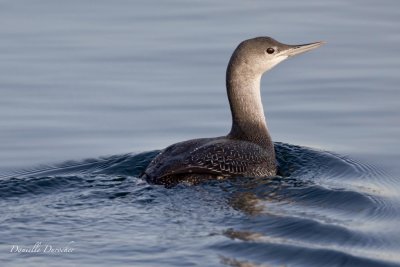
[226,58,273,151]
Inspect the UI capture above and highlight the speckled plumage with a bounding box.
[144,137,276,185]
[142,37,324,185]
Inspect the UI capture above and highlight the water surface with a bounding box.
[1,0,400,266]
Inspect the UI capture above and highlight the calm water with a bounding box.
[1,0,400,266]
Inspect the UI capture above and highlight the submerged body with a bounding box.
[143,37,324,185]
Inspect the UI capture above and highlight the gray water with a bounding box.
[1,0,400,266]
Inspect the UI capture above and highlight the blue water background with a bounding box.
[0,0,400,266]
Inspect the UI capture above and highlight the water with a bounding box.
[1,0,400,266]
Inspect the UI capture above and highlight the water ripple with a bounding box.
[1,143,399,267]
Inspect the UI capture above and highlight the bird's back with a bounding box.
[142,136,276,185]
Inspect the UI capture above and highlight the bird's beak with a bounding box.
[280,41,325,57]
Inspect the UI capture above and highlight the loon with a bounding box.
[142,37,324,185]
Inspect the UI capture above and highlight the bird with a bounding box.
[141,36,324,186]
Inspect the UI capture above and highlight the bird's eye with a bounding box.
[266,48,275,54]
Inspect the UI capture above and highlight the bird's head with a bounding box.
[231,37,325,74]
